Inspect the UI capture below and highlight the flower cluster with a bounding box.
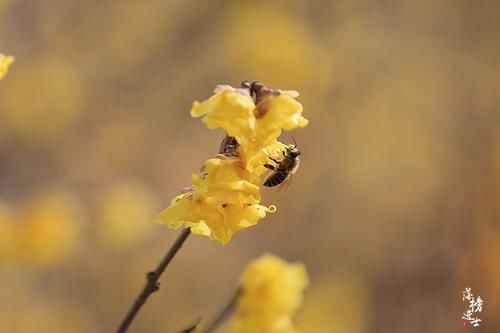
[0,193,81,266]
[155,82,308,244]
[226,254,309,333]
[0,53,14,79]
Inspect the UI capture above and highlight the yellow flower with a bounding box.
[191,86,256,140]
[156,82,308,244]
[155,156,276,244]
[254,94,309,146]
[17,192,82,266]
[193,157,261,205]
[239,137,287,176]
[226,254,309,333]
[192,85,307,174]
[97,181,158,247]
[0,54,14,79]
[192,85,308,147]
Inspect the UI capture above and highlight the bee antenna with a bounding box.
[291,135,298,147]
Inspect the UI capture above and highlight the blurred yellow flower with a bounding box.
[97,181,158,247]
[2,57,83,141]
[17,192,82,266]
[222,2,333,90]
[0,53,14,79]
[156,83,308,244]
[297,274,372,333]
[226,254,309,333]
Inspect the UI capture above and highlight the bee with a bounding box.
[263,139,301,188]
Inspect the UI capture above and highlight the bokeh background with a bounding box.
[1,0,499,332]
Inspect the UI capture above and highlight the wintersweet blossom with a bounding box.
[226,254,309,333]
[156,156,276,244]
[0,54,14,79]
[192,84,308,173]
[156,82,308,244]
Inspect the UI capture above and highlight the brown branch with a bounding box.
[116,228,191,333]
[116,135,231,332]
[178,317,202,333]
[202,288,241,333]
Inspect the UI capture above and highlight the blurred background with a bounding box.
[1,0,499,332]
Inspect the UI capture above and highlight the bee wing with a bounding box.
[277,173,294,193]
[277,158,299,193]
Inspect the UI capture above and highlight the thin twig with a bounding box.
[178,317,202,333]
[117,135,231,332]
[116,228,191,333]
[202,288,241,333]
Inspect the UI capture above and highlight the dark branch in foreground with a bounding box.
[116,135,232,333]
[116,228,191,333]
[178,317,202,333]
[202,289,241,333]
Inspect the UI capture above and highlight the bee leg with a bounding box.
[269,157,280,164]
[264,163,276,170]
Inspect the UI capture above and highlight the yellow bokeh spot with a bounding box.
[222,2,332,89]
[226,254,309,333]
[17,192,82,266]
[2,56,83,141]
[297,274,372,333]
[97,181,158,247]
[0,53,14,79]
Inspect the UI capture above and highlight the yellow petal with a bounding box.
[226,254,309,333]
[256,94,309,145]
[191,88,256,139]
[158,83,308,245]
[185,220,211,236]
[194,157,261,205]
[0,54,14,79]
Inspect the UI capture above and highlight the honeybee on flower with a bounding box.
[263,138,301,188]
[155,81,308,244]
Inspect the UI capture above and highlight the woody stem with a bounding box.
[116,228,191,333]
[202,288,241,333]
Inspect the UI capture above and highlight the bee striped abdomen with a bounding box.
[264,170,288,187]
[263,144,300,188]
